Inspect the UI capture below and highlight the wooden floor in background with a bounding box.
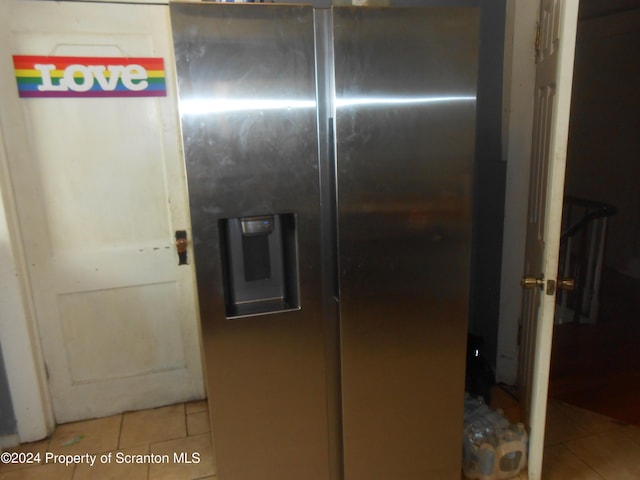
[549,268,640,425]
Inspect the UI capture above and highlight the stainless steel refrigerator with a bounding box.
[170,3,478,479]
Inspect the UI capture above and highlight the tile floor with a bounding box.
[2,395,640,479]
[491,387,640,480]
[0,400,214,480]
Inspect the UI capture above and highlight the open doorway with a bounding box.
[548,0,640,426]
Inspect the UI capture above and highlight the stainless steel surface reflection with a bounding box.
[171,5,331,480]
[172,4,480,480]
[333,7,479,479]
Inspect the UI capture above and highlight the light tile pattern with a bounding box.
[119,405,187,449]
[2,398,639,479]
[0,400,213,480]
[542,400,640,480]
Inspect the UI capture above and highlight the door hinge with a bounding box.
[535,23,541,61]
[45,363,50,380]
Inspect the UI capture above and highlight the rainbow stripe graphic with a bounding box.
[13,55,167,98]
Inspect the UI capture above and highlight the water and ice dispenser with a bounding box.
[219,213,300,318]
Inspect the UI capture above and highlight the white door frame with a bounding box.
[496,0,539,387]
[0,1,55,444]
[0,129,55,445]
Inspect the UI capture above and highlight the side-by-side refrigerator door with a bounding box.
[170,5,330,480]
[333,7,479,479]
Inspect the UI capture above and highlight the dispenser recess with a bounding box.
[219,213,300,318]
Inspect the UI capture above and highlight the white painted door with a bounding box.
[517,0,579,478]
[0,0,204,423]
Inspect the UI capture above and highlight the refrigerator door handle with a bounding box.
[328,117,340,302]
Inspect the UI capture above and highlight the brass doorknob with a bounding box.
[521,276,544,289]
[557,278,575,291]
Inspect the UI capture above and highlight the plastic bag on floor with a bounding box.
[462,394,528,480]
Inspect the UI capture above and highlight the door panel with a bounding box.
[58,283,184,383]
[518,1,579,478]
[334,7,479,479]
[0,1,203,422]
[171,4,332,480]
[23,88,171,251]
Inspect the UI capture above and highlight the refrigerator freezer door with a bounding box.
[171,4,330,480]
[333,7,479,479]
